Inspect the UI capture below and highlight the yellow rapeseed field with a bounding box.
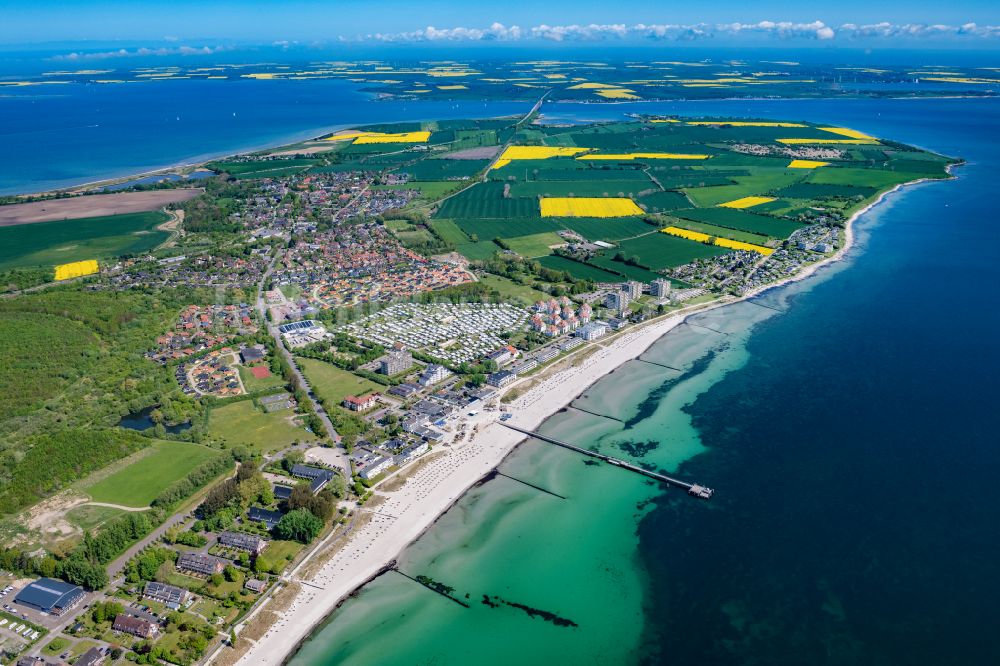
[595,89,640,99]
[818,127,878,140]
[540,197,644,218]
[686,121,807,127]
[437,85,468,90]
[662,227,774,255]
[491,145,590,170]
[718,196,776,209]
[353,131,431,144]
[787,159,829,169]
[649,119,680,123]
[567,82,623,89]
[579,152,710,160]
[54,259,99,281]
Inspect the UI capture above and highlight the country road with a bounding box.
[255,252,350,474]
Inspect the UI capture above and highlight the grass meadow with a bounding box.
[208,400,310,454]
[84,440,222,507]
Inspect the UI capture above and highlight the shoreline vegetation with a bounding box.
[214,162,955,666]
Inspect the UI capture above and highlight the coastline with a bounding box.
[217,164,951,666]
[3,94,975,200]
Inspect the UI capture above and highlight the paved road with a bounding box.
[106,511,189,578]
[255,252,349,474]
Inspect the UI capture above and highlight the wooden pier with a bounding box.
[501,423,714,499]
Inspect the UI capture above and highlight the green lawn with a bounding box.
[260,539,304,571]
[41,636,70,657]
[503,232,565,258]
[84,440,222,507]
[298,357,383,407]
[208,400,310,453]
[0,211,170,270]
[477,274,550,304]
[238,365,285,393]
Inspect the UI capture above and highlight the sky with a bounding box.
[2,0,999,50]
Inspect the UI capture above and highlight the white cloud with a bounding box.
[350,20,1000,44]
[54,45,228,60]
[369,22,522,42]
[839,22,1000,39]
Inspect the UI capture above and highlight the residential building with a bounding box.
[394,441,430,466]
[358,455,394,481]
[76,648,106,666]
[650,278,672,298]
[291,464,336,493]
[560,337,584,351]
[534,347,559,364]
[487,370,517,388]
[605,291,631,313]
[113,614,159,639]
[379,350,414,376]
[388,382,421,398]
[418,364,451,387]
[622,281,644,299]
[248,507,285,529]
[272,484,294,500]
[577,322,610,341]
[176,553,225,576]
[485,345,518,367]
[343,393,379,411]
[511,359,538,375]
[143,582,189,610]
[218,531,268,555]
[240,346,265,364]
[245,579,267,593]
[14,578,84,616]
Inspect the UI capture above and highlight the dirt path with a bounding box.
[80,501,150,512]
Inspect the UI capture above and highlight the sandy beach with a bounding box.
[214,167,947,666]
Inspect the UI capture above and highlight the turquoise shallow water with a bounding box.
[288,97,1000,665]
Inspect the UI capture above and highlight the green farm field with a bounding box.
[208,400,310,453]
[536,255,624,282]
[503,232,565,258]
[615,233,731,270]
[298,358,383,408]
[0,211,169,270]
[84,440,222,507]
[477,273,550,304]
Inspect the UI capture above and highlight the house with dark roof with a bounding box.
[176,552,225,576]
[248,507,284,529]
[273,484,294,500]
[291,464,335,493]
[218,531,268,555]
[143,581,188,609]
[14,578,84,615]
[113,614,159,639]
[76,647,106,666]
[240,346,265,364]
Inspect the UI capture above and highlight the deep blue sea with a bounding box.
[550,96,1000,665]
[0,78,529,194]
